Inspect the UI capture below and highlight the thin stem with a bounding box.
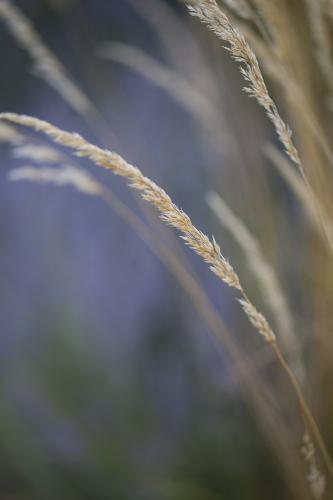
[240,288,333,481]
[273,343,333,480]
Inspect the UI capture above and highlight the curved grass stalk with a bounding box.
[185,0,333,255]
[1,112,331,484]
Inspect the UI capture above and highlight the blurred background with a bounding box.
[0,0,331,499]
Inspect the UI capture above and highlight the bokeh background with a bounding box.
[0,1,326,499]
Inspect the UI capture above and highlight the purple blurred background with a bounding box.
[0,1,280,499]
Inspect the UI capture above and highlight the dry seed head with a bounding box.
[238,298,276,343]
[4,114,333,482]
[0,112,241,291]
[9,165,103,196]
[186,0,301,167]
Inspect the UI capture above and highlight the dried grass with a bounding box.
[0,112,241,291]
[9,164,102,195]
[186,0,300,166]
[1,112,331,491]
[186,0,333,256]
[3,2,333,498]
[5,155,313,497]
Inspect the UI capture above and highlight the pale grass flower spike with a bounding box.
[3,1,333,498]
[1,112,332,492]
[9,165,103,196]
[185,0,301,167]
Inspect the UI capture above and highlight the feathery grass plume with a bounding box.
[2,113,332,485]
[7,163,316,497]
[9,165,103,195]
[238,298,274,342]
[207,190,300,360]
[0,112,240,290]
[9,162,242,363]
[185,0,301,168]
[185,0,333,256]
[245,2,333,188]
[232,6,333,176]
[0,0,94,117]
[12,144,63,163]
[6,144,316,497]
[302,432,326,500]
[240,8,333,257]
[248,35,333,172]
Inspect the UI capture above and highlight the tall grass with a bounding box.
[1,0,333,499]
